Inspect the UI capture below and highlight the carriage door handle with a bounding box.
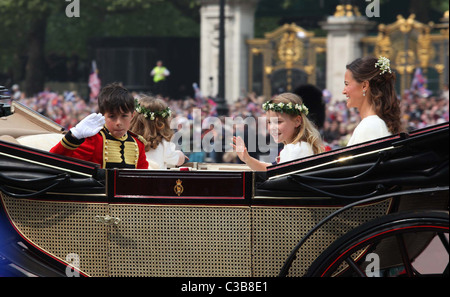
[95,215,121,226]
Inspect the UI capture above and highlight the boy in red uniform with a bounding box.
[50,83,149,169]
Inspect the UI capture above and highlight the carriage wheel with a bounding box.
[305,210,449,277]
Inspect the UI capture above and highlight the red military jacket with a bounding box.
[50,127,149,169]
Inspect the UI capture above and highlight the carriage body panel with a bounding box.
[1,102,448,277]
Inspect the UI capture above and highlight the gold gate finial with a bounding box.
[333,4,361,17]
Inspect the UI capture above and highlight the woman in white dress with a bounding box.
[343,56,404,146]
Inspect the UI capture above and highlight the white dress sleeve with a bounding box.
[279,141,314,163]
[162,140,184,167]
[145,139,184,169]
[347,115,391,146]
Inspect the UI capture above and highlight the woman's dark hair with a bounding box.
[97,82,135,115]
[346,56,403,134]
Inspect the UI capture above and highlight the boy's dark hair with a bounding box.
[97,82,135,114]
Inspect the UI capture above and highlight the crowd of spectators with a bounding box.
[3,82,449,163]
[15,88,98,130]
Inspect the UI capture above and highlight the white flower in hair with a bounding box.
[375,56,392,75]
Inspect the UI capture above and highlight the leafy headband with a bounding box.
[262,101,309,116]
[135,99,172,120]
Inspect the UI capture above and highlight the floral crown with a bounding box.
[375,56,392,75]
[262,100,309,116]
[135,99,172,120]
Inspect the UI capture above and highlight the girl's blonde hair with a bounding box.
[130,95,173,151]
[271,93,325,154]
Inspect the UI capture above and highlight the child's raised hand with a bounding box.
[231,136,249,163]
[70,113,105,139]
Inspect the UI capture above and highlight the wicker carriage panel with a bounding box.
[108,205,252,277]
[251,200,391,277]
[1,193,109,277]
[2,191,390,277]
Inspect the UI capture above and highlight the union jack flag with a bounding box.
[411,68,431,97]
[89,61,101,101]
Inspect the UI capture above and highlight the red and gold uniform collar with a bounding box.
[100,127,139,169]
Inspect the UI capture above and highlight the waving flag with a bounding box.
[411,68,431,97]
[89,61,101,101]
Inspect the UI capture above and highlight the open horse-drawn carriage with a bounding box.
[1,94,448,277]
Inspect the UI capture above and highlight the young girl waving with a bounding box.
[232,92,324,171]
[130,95,188,169]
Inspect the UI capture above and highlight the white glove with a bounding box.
[70,113,105,139]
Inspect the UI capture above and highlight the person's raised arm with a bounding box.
[231,136,270,171]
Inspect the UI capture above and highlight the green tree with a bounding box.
[0,0,170,96]
[256,0,449,28]
[1,0,64,95]
[1,0,447,96]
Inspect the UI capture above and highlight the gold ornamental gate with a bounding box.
[361,13,449,93]
[247,23,326,98]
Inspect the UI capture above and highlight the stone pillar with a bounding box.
[200,0,259,103]
[321,5,375,102]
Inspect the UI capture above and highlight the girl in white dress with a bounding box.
[130,95,187,169]
[343,56,404,146]
[232,92,324,171]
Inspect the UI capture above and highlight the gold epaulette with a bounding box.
[128,131,148,146]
